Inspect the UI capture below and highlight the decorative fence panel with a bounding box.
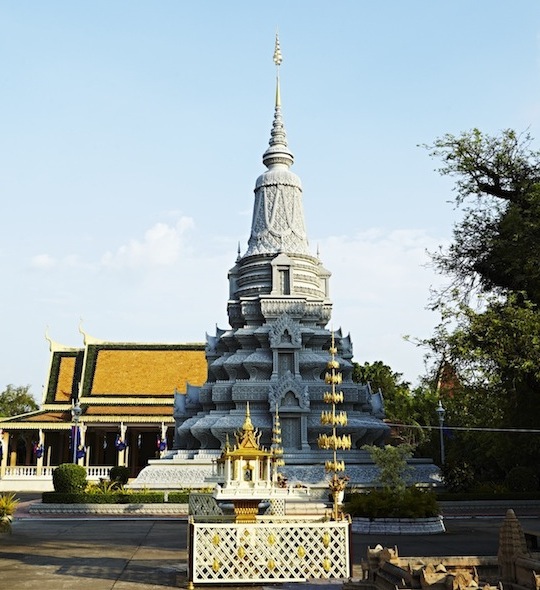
[189,493,224,516]
[188,517,351,584]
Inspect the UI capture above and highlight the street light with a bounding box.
[436,400,446,465]
[71,401,82,464]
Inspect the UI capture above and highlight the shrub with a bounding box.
[441,460,476,492]
[42,491,165,504]
[346,487,440,519]
[0,493,19,517]
[0,493,19,533]
[118,492,164,504]
[167,491,190,503]
[86,480,122,494]
[43,492,118,504]
[505,466,539,493]
[109,466,130,486]
[470,481,509,495]
[52,463,87,493]
[362,444,414,493]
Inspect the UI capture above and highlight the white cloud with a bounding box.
[21,224,447,388]
[101,216,195,269]
[316,228,447,380]
[30,254,57,270]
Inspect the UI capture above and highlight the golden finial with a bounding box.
[243,401,254,431]
[273,32,283,66]
[273,32,282,108]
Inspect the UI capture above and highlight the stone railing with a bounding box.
[3,466,55,477]
[2,465,113,480]
[85,466,113,479]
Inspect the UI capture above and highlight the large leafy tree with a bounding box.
[424,129,540,486]
[427,128,540,305]
[0,385,38,418]
[353,361,438,454]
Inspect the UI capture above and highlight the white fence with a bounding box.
[1,465,113,480]
[188,517,351,584]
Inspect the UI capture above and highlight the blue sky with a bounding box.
[2,2,540,400]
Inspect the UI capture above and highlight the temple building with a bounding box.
[0,329,206,490]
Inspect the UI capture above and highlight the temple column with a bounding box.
[159,422,168,457]
[45,440,52,472]
[252,459,259,483]
[36,429,45,475]
[77,423,87,466]
[117,423,128,467]
[0,430,8,477]
[9,433,17,467]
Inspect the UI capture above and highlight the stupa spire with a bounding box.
[262,33,294,170]
[244,35,309,257]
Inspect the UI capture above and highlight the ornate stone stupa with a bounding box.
[134,37,440,489]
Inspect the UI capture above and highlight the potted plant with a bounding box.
[0,493,19,533]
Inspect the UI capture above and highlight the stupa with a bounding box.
[133,37,437,490]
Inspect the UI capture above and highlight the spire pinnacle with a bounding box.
[273,32,283,67]
[263,34,294,170]
[273,32,282,108]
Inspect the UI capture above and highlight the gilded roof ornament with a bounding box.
[243,401,254,432]
[234,402,263,451]
[273,32,283,67]
[273,33,282,108]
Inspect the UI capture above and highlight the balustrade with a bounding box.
[1,465,114,479]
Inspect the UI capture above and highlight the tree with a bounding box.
[422,129,540,488]
[425,128,540,306]
[352,361,412,421]
[424,296,540,479]
[0,385,38,417]
[353,361,438,454]
[362,443,414,493]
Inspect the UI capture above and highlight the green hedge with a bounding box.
[346,487,440,519]
[119,492,164,504]
[436,491,540,501]
[42,491,165,504]
[167,491,190,503]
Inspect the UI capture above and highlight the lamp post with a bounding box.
[71,401,82,464]
[436,400,445,465]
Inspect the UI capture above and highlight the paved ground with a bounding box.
[0,497,538,590]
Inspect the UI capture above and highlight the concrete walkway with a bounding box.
[1,499,539,590]
[1,518,188,589]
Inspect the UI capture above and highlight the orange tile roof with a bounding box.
[55,356,76,402]
[88,348,207,396]
[44,351,82,405]
[84,405,173,416]
[24,411,70,423]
